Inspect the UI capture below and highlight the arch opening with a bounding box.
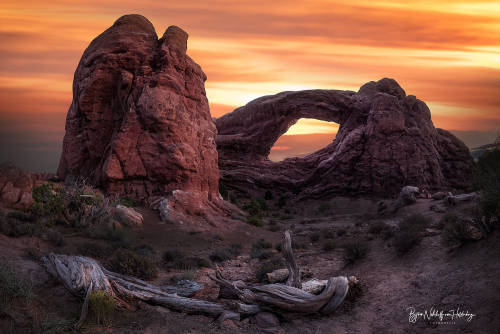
[269,118,339,162]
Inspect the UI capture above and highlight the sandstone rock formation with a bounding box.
[0,163,45,210]
[216,79,474,198]
[57,15,229,224]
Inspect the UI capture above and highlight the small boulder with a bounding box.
[431,191,447,200]
[114,205,143,227]
[398,186,419,206]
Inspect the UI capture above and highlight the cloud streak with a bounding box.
[0,0,499,171]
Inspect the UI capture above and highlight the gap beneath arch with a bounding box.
[269,118,339,162]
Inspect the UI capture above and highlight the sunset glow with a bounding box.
[0,0,499,170]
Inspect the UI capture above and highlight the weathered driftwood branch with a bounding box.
[42,254,237,321]
[211,270,349,315]
[282,230,301,288]
[43,230,354,324]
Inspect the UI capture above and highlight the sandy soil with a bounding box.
[0,197,498,334]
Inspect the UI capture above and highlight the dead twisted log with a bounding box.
[42,230,353,326]
[42,254,239,325]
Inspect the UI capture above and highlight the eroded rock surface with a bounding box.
[216,79,474,198]
[57,15,230,224]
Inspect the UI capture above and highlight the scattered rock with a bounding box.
[444,193,478,206]
[0,163,40,210]
[216,79,474,198]
[431,191,448,200]
[114,205,143,227]
[398,186,420,206]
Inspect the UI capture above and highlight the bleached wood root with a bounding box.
[42,253,232,319]
[211,270,350,315]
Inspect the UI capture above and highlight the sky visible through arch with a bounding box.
[0,0,499,171]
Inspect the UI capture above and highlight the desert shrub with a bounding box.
[0,216,35,237]
[368,221,393,240]
[163,250,211,269]
[89,290,116,325]
[441,213,472,247]
[119,196,138,208]
[318,202,332,213]
[7,211,34,222]
[247,215,263,227]
[251,239,274,259]
[476,150,500,222]
[162,249,184,263]
[392,214,431,254]
[30,183,65,220]
[0,260,33,309]
[209,249,232,263]
[342,242,369,264]
[323,241,336,252]
[255,257,284,282]
[309,232,321,243]
[87,224,131,248]
[337,229,347,237]
[47,229,64,247]
[228,244,242,256]
[134,244,157,261]
[253,239,272,250]
[107,249,158,280]
[77,241,112,259]
[322,229,335,239]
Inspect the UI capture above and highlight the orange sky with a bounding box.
[0,0,499,170]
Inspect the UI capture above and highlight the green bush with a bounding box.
[30,183,65,219]
[264,191,273,200]
[89,290,116,325]
[342,242,369,264]
[393,214,431,254]
[441,213,472,247]
[108,249,158,280]
[119,196,138,208]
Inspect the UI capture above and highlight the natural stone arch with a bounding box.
[216,89,354,161]
[215,79,474,198]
